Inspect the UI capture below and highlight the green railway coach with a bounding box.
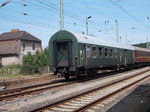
[49,30,134,80]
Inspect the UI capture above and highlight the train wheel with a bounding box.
[75,69,80,79]
[60,71,70,80]
[76,74,80,79]
[64,73,70,80]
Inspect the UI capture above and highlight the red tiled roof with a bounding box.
[0,31,41,42]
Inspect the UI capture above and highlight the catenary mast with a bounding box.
[59,0,64,30]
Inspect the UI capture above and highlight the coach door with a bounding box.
[119,49,123,64]
[53,40,72,67]
[80,44,86,66]
[124,49,128,65]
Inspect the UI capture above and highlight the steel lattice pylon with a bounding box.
[59,0,64,30]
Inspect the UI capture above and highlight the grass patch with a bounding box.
[0,64,21,78]
[0,73,22,78]
[0,64,48,81]
[0,73,24,82]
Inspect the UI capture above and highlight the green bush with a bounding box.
[22,47,49,74]
[20,65,40,75]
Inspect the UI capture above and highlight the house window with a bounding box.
[98,47,103,58]
[104,48,109,58]
[86,45,91,58]
[110,48,113,58]
[91,46,97,58]
[23,43,25,51]
[32,43,35,50]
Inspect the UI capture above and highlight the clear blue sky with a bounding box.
[0,0,150,48]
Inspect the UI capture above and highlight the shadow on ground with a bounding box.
[107,83,150,112]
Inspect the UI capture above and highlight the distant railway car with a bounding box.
[133,46,150,64]
[49,30,135,80]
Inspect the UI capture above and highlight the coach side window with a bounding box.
[91,46,97,58]
[98,47,103,58]
[110,48,113,58]
[104,48,108,58]
[86,45,91,58]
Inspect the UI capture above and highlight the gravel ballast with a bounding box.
[0,67,150,112]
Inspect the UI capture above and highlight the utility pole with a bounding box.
[115,20,119,42]
[146,37,149,48]
[86,16,92,35]
[59,0,64,30]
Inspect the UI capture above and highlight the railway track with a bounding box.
[31,70,150,112]
[0,68,129,102]
[0,80,74,101]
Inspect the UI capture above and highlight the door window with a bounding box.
[86,45,91,58]
[58,46,65,54]
[104,48,109,58]
[91,46,97,58]
[80,44,83,57]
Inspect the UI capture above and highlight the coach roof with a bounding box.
[72,32,134,50]
[51,30,134,50]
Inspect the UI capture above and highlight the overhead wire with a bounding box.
[1,0,121,35]
[33,0,112,33]
[1,8,56,21]
[0,0,106,35]
[34,0,58,11]
[107,0,150,29]
[0,0,61,30]
[23,0,88,29]
[23,0,58,13]
[0,15,58,31]
[20,0,85,28]
[0,6,84,29]
[0,0,12,8]
[30,0,108,31]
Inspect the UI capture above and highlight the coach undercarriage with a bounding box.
[52,63,137,80]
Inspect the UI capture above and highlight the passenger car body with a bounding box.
[134,46,150,64]
[49,30,136,79]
